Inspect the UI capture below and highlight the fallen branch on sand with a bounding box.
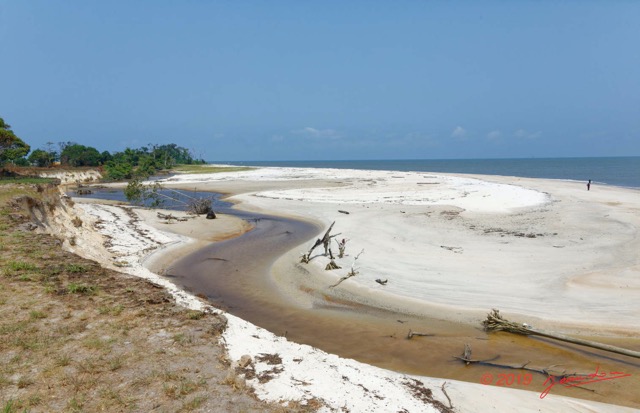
[482,309,640,359]
[407,330,434,339]
[329,249,364,288]
[453,344,594,391]
[157,212,190,222]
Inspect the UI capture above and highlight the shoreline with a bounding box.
[67,167,640,410]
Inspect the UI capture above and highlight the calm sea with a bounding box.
[222,157,640,189]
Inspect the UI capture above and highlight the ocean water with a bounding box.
[222,157,640,189]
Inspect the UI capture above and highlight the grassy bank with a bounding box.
[0,184,294,412]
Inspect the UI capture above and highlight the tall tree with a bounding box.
[0,117,30,164]
[59,143,102,166]
[28,149,56,167]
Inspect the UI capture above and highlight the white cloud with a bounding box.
[514,129,541,140]
[451,126,467,139]
[487,130,502,141]
[292,127,342,140]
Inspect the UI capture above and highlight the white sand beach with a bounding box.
[161,166,640,334]
[64,166,640,412]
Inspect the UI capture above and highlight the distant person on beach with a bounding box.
[587,180,591,191]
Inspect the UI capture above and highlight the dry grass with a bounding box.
[0,183,308,412]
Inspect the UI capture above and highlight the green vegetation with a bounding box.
[27,148,56,167]
[0,118,30,165]
[105,143,205,180]
[59,142,106,167]
[66,283,96,295]
[1,115,208,182]
[123,178,163,207]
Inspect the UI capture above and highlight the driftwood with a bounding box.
[188,197,213,215]
[335,238,348,258]
[161,188,213,215]
[483,309,640,359]
[157,212,190,222]
[329,249,364,288]
[407,330,434,339]
[453,344,594,391]
[325,260,341,270]
[375,278,388,285]
[302,221,341,262]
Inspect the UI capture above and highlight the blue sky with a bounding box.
[1,1,638,161]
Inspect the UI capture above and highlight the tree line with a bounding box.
[0,116,204,180]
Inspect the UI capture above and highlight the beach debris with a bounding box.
[156,187,215,215]
[402,378,455,413]
[335,238,348,258]
[440,245,463,254]
[453,344,596,390]
[338,210,350,214]
[325,260,341,270]
[157,211,191,222]
[482,309,640,359]
[301,221,341,262]
[441,382,454,410]
[189,197,214,215]
[407,330,434,339]
[461,344,472,364]
[206,210,217,219]
[329,249,364,288]
[75,187,93,195]
[375,278,388,285]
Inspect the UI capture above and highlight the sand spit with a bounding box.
[44,166,640,411]
[162,167,640,335]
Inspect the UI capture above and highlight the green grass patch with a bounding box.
[186,310,205,320]
[65,263,88,274]
[7,261,37,272]
[67,283,96,295]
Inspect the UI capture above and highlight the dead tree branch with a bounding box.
[483,309,640,359]
[407,330,434,339]
[453,344,594,392]
[329,248,364,288]
[302,221,337,263]
[335,238,348,258]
